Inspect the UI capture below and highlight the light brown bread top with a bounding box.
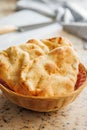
[0,37,79,97]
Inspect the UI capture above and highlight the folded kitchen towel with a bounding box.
[16,0,87,41]
[16,0,87,22]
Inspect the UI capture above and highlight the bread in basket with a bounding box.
[0,37,87,112]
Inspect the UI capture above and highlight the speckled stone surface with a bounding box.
[0,31,87,130]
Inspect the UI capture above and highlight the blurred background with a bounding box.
[0,0,87,18]
[0,0,87,50]
[0,0,17,18]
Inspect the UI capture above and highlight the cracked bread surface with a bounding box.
[0,37,79,97]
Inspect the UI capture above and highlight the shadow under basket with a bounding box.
[0,63,87,112]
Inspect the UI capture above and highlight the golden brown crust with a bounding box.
[0,37,80,97]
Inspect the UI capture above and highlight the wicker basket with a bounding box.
[0,63,87,112]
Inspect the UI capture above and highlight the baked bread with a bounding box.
[0,37,80,97]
